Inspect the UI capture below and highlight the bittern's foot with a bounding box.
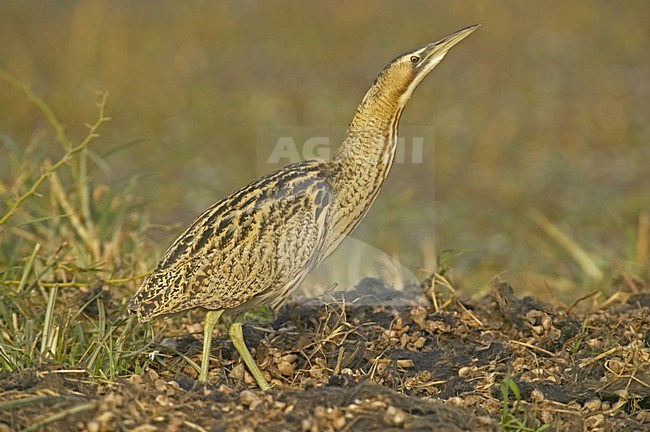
[228,322,271,391]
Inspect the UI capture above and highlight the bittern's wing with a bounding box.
[131,160,332,320]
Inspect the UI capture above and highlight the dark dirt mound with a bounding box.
[1,277,649,431]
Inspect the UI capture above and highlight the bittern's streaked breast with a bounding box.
[129,25,479,390]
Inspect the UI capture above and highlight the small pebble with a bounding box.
[384,406,407,426]
[95,411,114,424]
[584,414,605,429]
[278,360,295,376]
[587,338,602,349]
[530,389,545,402]
[230,363,245,379]
[369,400,387,409]
[155,394,171,406]
[239,390,258,406]
[167,380,181,391]
[154,379,168,393]
[413,337,426,349]
[333,416,346,429]
[409,306,427,328]
[448,396,463,405]
[584,398,601,412]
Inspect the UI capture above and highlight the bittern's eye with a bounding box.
[410,55,420,63]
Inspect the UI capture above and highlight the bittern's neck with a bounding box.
[333,83,405,177]
[315,84,408,261]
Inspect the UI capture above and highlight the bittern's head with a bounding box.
[370,24,480,108]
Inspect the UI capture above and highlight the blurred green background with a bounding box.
[1,1,648,297]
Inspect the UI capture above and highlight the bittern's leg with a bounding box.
[199,309,223,383]
[228,322,271,391]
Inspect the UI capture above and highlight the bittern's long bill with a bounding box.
[128,25,479,390]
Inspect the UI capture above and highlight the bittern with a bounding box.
[128,25,478,390]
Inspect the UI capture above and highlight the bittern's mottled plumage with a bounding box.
[129,25,479,390]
